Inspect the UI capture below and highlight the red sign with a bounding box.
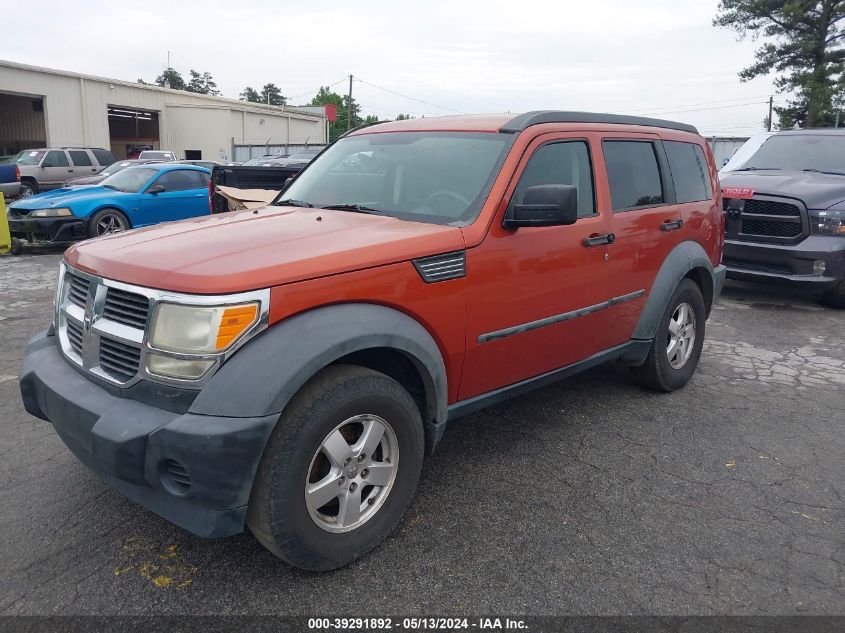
[722,186,755,199]
[324,104,338,122]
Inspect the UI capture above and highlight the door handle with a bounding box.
[582,232,616,247]
[660,219,684,231]
[67,169,73,172]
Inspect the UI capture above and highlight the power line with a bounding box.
[286,77,348,102]
[354,77,466,115]
[637,101,771,116]
[615,94,774,115]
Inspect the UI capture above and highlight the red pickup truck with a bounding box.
[20,112,725,570]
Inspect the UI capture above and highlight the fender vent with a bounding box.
[413,251,466,283]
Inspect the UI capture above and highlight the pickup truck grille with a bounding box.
[723,196,807,243]
[57,269,150,386]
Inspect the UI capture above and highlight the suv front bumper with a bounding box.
[724,235,845,289]
[8,215,88,243]
[19,329,277,538]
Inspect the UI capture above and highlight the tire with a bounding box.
[247,364,425,571]
[821,279,845,309]
[88,208,130,238]
[19,180,37,198]
[10,237,22,255]
[632,278,706,392]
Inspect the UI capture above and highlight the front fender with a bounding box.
[189,303,448,426]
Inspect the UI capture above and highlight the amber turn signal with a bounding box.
[215,305,259,350]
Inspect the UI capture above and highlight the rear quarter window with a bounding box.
[665,141,711,203]
[92,149,117,166]
[602,141,664,210]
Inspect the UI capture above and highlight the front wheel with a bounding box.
[247,365,424,570]
[88,208,130,238]
[821,278,845,309]
[632,278,706,392]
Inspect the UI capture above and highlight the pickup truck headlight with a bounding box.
[811,207,845,236]
[148,302,259,379]
[30,207,73,218]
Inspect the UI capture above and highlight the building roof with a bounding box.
[0,59,324,120]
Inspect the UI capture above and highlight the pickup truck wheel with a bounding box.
[10,238,23,255]
[632,278,705,392]
[821,279,845,309]
[247,364,424,571]
[89,208,130,237]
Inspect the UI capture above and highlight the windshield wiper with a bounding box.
[733,166,780,171]
[803,169,845,176]
[275,198,314,207]
[320,204,389,215]
[102,184,119,190]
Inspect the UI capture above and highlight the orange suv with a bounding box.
[20,112,725,570]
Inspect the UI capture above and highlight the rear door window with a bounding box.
[665,141,711,203]
[68,150,92,167]
[602,141,664,210]
[513,141,596,217]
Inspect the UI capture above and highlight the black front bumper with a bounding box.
[19,330,278,538]
[724,235,845,289]
[8,215,88,243]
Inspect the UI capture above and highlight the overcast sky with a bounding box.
[4,0,783,136]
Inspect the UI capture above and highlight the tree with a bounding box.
[395,113,414,120]
[714,1,845,128]
[310,86,364,140]
[186,70,220,96]
[260,83,287,106]
[154,67,186,91]
[240,86,261,102]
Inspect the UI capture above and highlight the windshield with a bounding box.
[742,134,845,173]
[243,156,280,166]
[100,167,157,192]
[15,150,46,166]
[279,132,511,225]
[288,151,318,160]
[100,161,134,177]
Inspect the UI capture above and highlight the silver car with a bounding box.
[15,147,117,198]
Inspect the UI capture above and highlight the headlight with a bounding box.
[30,207,73,218]
[811,207,845,236]
[150,302,259,354]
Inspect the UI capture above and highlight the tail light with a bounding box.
[15,165,20,182]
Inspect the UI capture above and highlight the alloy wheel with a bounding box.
[96,214,127,235]
[305,414,399,533]
[666,302,696,369]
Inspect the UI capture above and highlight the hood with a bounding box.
[720,170,845,209]
[65,206,466,294]
[10,185,125,210]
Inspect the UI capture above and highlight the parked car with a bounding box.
[0,162,21,200]
[176,159,226,169]
[138,150,176,161]
[719,132,775,174]
[14,147,118,198]
[720,129,845,307]
[64,158,163,187]
[19,111,724,571]
[209,162,303,213]
[8,164,210,248]
[242,154,287,166]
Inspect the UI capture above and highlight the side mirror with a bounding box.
[284,177,293,188]
[146,184,165,194]
[504,184,578,229]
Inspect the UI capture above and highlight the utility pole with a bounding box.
[347,74,353,131]
[767,95,773,132]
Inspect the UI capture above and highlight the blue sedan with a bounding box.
[8,164,211,246]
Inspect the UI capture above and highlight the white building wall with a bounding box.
[0,60,327,157]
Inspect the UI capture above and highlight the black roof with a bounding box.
[501,111,698,135]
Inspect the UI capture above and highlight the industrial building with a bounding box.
[0,60,329,162]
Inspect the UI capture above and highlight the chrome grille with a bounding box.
[99,338,142,382]
[65,319,84,356]
[103,287,150,329]
[67,273,89,308]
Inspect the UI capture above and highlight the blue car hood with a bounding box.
[10,186,129,210]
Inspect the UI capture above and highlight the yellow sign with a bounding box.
[0,193,10,254]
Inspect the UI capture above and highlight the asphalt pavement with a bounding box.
[1,252,843,616]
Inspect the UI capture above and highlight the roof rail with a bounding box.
[501,111,698,135]
[338,119,392,139]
